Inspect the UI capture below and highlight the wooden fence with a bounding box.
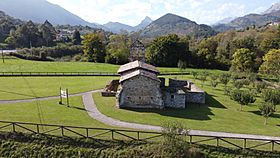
[0,120,280,151]
[0,72,190,77]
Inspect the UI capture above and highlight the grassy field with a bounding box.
[0,57,224,74]
[0,96,107,128]
[0,77,115,100]
[94,75,280,137]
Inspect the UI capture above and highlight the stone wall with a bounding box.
[185,84,205,104]
[169,79,188,87]
[163,92,185,108]
[117,75,163,109]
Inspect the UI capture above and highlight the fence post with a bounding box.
[12,123,15,132]
[111,130,114,140]
[86,128,89,138]
[61,126,64,136]
[36,124,40,134]
[272,141,275,151]
[243,139,246,149]
[189,136,192,144]
[137,131,140,140]
[216,137,219,147]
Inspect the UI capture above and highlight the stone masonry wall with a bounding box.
[117,75,163,109]
[163,92,185,108]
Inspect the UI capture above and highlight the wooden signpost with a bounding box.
[59,87,69,107]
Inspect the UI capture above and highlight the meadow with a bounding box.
[94,75,280,137]
[0,57,224,74]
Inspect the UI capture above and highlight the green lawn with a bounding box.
[0,77,115,100]
[94,75,280,136]
[0,57,224,74]
[0,96,107,128]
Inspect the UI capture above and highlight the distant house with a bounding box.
[56,29,74,42]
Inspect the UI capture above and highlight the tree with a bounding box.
[230,89,256,111]
[178,60,187,77]
[82,33,105,62]
[259,103,275,125]
[210,75,219,88]
[5,20,41,48]
[231,48,255,72]
[261,89,280,110]
[219,73,231,88]
[39,20,56,46]
[105,34,130,64]
[259,49,280,80]
[198,71,208,87]
[192,71,199,81]
[72,29,82,45]
[146,34,189,67]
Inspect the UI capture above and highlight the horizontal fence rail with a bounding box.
[0,71,190,77]
[0,120,163,141]
[0,120,280,151]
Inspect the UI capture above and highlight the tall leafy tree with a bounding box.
[105,34,130,64]
[72,29,82,45]
[82,33,105,62]
[259,49,280,79]
[39,20,56,46]
[231,48,255,72]
[146,34,189,67]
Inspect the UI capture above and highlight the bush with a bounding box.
[233,80,244,89]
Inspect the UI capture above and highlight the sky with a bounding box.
[46,0,280,26]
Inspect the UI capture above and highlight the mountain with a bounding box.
[140,13,216,38]
[0,0,104,29]
[213,3,280,32]
[214,17,236,25]
[104,22,134,34]
[263,2,280,14]
[104,16,153,33]
[133,16,153,31]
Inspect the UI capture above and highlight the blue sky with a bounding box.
[46,0,280,26]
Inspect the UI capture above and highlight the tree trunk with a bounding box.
[264,117,267,125]
[240,105,243,111]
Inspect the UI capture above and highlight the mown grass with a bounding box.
[0,77,115,100]
[0,57,224,74]
[94,75,280,137]
[0,96,107,128]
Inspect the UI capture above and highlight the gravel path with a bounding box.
[83,92,162,131]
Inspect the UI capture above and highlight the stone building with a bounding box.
[115,60,206,109]
[116,60,164,109]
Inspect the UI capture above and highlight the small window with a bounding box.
[151,97,153,100]
[171,95,175,99]
[127,97,130,100]
[139,97,142,99]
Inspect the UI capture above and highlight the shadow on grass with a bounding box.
[250,110,280,119]
[123,95,225,121]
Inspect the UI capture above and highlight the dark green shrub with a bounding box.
[255,82,268,93]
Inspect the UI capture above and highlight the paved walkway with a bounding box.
[83,92,161,131]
